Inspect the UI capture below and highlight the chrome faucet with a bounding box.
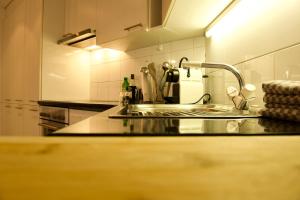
[180,61,250,110]
[181,61,245,91]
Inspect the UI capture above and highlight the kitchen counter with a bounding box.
[1,106,300,199]
[54,105,300,136]
[38,100,118,111]
[0,136,299,199]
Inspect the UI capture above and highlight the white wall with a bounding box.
[0,7,3,131]
[0,8,3,102]
[42,0,90,101]
[205,0,300,106]
[89,37,205,101]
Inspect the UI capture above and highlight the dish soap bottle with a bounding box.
[120,77,130,105]
[122,77,129,91]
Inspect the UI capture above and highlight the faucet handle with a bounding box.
[241,84,256,101]
[227,86,249,110]
[232,96,249,110]
[227,86,239,98]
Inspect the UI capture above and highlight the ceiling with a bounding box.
[0,0,12,8]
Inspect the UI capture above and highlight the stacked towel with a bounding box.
[262,80,300,95]
[261,80,300,122]
[258,119,300,133]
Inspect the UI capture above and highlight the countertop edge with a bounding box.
[38,100,119,111]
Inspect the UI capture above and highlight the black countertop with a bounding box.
[52,105,300,136]
[38,100,118,112]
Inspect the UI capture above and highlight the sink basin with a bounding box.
[109,104,261,119]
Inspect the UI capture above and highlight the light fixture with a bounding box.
[205,0,278,38]
[205,0,240,38]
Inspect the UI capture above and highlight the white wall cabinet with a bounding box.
[13,104,24,135]
[95,0,232,51]
[2,0,41,105]
[96,0,149,44]
[2,104,14,135]
[23,105,40,136]
[64,0,97,34]
[2,103,23,136]
[2,0,25,103]
[1,0,42,135]
[24,0,42,104]
[1,103,40,136]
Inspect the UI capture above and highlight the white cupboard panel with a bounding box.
[65,0,97,34]
[97,0,148,44]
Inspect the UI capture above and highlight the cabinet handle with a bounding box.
[63,33,75,38]
[38,123,60,131]
[124,23,143,31]
[15,107,23,110]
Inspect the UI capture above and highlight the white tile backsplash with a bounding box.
[274,44,300,81]
[43,33,300,104]
[90,82,98,100]
[170,38,194,52]
[209,44,300,107]
[90,37,205,101]
[42,42,90,101]
[205,1,300,107]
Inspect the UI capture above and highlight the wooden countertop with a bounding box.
[0,136,300,200]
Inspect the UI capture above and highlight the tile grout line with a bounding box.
[234,41,300,66]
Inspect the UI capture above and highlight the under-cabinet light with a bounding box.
[205,0,240,38]
[205,0,275,38]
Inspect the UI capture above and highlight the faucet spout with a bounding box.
[181,61,245,92]
[181,61,250,110]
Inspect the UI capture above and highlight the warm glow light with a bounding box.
[169,60,177,65]
[205,0,277,38]
[93,50,103,61]
[78,53,90,65]
[91,48,125,63]
[65,50,82,56]
[85,45,101,51]
[104,48,122,59]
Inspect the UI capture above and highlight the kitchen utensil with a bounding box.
[140,67,152,102]
[148,62,158,102]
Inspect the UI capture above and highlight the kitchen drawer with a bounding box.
[69,109,99,125]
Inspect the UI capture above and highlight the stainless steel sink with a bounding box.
[109,104,261,119]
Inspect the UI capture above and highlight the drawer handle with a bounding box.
[29,109,38,112]
[5,106,11,108]
[38,123,60,131]
[29,100,37,103]
[4,99,11,101]
[15,107,23,110]
[124,23,143,31]
[15,100,23,102]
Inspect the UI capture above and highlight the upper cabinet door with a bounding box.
[65,0,97,34]
[96,0,149,44]
[24,0,43,104]
[2,0,26,102]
